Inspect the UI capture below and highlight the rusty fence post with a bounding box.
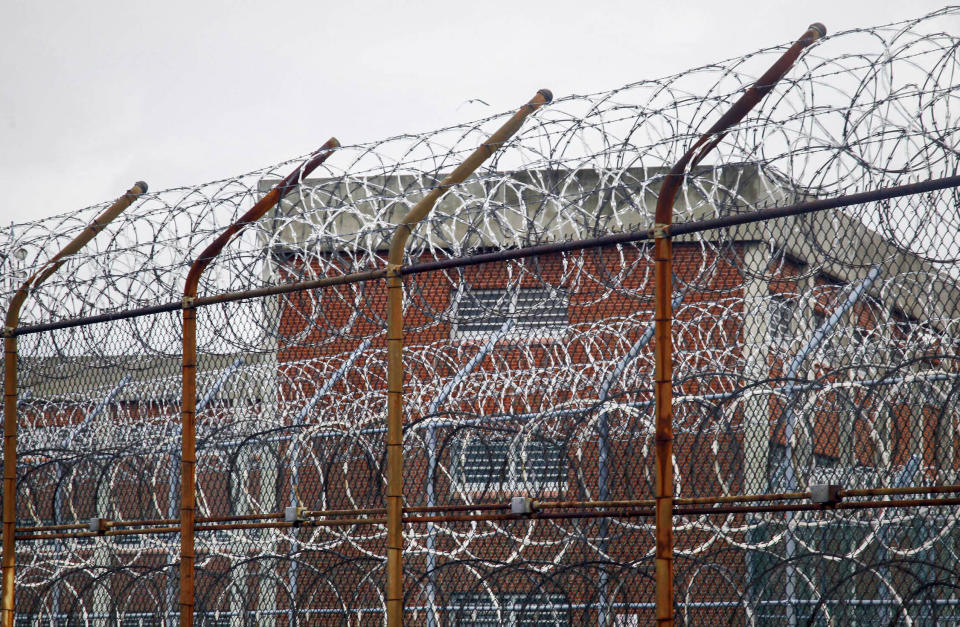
[384,89,552,627]
[651,24,825,625]
[1,181,148,627]
[178,139,338,627]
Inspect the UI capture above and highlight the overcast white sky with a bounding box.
[1,0,954,225]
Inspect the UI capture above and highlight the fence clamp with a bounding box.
[510,496,537,515]
[809,484,843,506]
[181,296,196,310]
[284,505,307,525]
[88,517,109,535]
[385,263,402,278]
[1,326,13,338]
[650,223,671,239]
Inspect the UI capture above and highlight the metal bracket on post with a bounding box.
[809,484,843,506]
[510,496,537,515]
[650,223,671,239]
[284,505,307,525]
[88,517,109,535]
[181,296,196,310]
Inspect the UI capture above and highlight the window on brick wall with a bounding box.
[812,310,840,358]
[768,443,885,492]
[196,615,232,627]
[451,436,568,494]
[449,592,570,626]
[451,286,568,340]
[16,617,79,627]
[768,294,796,348]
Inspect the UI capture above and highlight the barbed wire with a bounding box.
[2,8,958,326]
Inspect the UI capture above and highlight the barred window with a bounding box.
[450,593,570,626]
[451,286,568,340]
[452,436,567,493]
[120,616,162,627]
[196,615,232,627]
[767,294,796,348]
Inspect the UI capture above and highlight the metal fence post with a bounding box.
[384,89,552,626]
[651,24,825,625]
[178,140,338,627]
[1,181,147,627]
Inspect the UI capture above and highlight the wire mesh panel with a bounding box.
[674,505,960,625]
[188,290,390,625]
[667,209,960,624]
[14,312,182,625]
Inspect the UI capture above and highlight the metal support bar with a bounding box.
[384,89,551,627]
[292,338,372,424]
[780,265,882,492]
[779,264,881,626]
[178,139,337,627]
[426,318,516,415]
[598,293,685,403]
[66,375,132,448]
[195,356,244,413]
[1,181,146,627]
[650,23,824,626]
[287,337,370,623]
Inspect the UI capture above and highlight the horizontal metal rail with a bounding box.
[23,493,958,537]
[13,484,960,539]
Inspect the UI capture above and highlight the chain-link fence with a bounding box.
[3,8,960,626]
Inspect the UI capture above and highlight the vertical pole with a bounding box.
[385,266,405,626]
[179,301,198,626]
[652,220,675,625]
[384,89,552,627]
[650,24,825,625]
[423,319,515,626]
[178,140,338,627]
[778,265,880,625]
[1,334,16,627]
[1,181,147,627]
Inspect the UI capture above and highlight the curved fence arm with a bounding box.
[658,23,826,217]
[386,90,553,268]
[384,89,552,627]
[178,138,338,627]
[4,181,149,331]
[2,180,148,627]
[184,138,341,299]
[651,23,825,626]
